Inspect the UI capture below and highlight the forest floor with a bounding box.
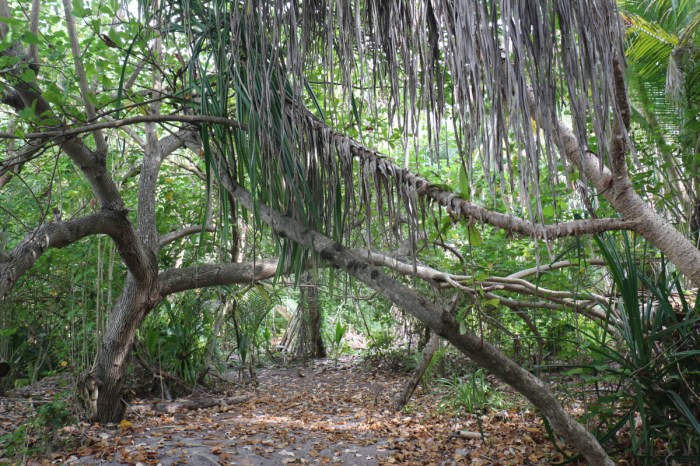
[1,356,589,465]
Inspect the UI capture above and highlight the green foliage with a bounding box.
[327,320,349,364]
[436,369,504,414]
[141,292,215,384]
[580,233,700,462]
[0,397,75,459]
[228,284,277,369]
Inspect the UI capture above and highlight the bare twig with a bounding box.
[159,224,216,247]
[0,114,245,140]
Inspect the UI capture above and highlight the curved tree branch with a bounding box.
[158,225,216,247]
[507,259,606,280]
[158,258,280,297]
[1,41,155,285]
[528,82,700,286]
[0,210,144,300]
[292,105,637,240]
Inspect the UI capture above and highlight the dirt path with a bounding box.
[2,358,579,465]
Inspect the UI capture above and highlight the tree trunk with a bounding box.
[281,273,327,359]
[84,276,160,423]
[395,331,439,410]
[305,274,326,359]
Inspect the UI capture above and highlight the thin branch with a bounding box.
[0,114,244,140]
[158,225,216,247]
[28,0,40,67]
[102,115,146,148]
[485,276,608,304]
[478,291,607,322]
[507,259,606,280]
[61,0,108,157]
[433,240,467,274]
[104,59,146,103]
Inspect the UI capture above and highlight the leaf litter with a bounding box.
[1,358,583,465]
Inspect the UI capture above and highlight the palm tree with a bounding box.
[619,0,700,239]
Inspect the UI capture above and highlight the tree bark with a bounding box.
[395,331,440,410]
[527,78,700,287]
[87,276,160,422]
[305,273,326,359]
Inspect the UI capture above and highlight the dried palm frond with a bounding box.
[147,0,628,260]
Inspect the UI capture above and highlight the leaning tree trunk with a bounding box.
[227,181,616,466]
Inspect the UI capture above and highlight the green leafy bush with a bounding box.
[436,369,503,414]
[141,292,213,384]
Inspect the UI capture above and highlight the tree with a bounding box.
[619,0,700,237]
[0,1,698,464]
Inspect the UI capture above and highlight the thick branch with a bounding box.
[529,86,700,286]
[0,210,144,300]
[62,0,108,156]
[294,107,635,240]
[1,39,155,283]
[158,259,280,297]
[139,42,165,252]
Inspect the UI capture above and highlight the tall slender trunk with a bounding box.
[305,274,326,358]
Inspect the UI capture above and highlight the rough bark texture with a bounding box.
[305,274,326,359]
[158,260,280,297]
[225,181,615,466]
[395,331,440,410]
[90,276,159,422]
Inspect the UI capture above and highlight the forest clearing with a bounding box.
[1,0,700,464]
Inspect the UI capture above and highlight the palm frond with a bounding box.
[141,0,629,264]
